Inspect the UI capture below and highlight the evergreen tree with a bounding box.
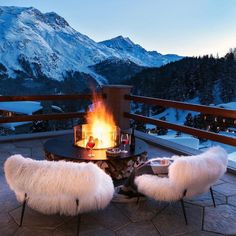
[221,52,236,102]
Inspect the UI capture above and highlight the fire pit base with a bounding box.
[44,135,148,180]
[89,154,147,179]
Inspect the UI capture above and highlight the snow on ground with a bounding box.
[148,97,200,126]
[1,122,32,131]
[145,98,236,165]
[0,101,63,114]
[0,101,42,114]
[156,134,199,149]
[217,102,236,110]
[228,152,236,162]
[0,101,63,130]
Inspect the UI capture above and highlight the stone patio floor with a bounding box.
[0,137,236,236]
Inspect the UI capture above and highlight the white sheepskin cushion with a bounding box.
[135,146,228,201]
[4,154,114,216]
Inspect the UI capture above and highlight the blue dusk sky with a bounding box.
[1,0,236,57]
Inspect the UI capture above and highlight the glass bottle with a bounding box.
[130,125,135,152]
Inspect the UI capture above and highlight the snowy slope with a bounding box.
[217,102,236,110]
[100,36,183,67]
[0,6,182,82]
[0,6,117,81]
[152,98,200,125]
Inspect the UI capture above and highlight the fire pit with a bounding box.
[44,94,147,179]
[74,124,120,150]
[44,134,147,180]
[74,94,121,150]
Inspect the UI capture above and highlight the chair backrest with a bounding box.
[4,154,114,215]
[169,146,228,198]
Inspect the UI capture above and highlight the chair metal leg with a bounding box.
[210,187,216,207]
[180,199,188,225]
[19,194,27,227]
[76,199,80,236]
[76,214,81,236]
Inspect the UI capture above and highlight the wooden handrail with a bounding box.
[0,112,86,123]
[124,112,236,146]
[0,93,108,124]
[125,94,236,119]
[0,94,95,102]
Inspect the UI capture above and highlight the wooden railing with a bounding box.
[125,94,236,146]
[0,92,236,146]
[0,94,94,124]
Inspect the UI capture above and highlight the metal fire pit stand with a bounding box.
[44,134,148,180]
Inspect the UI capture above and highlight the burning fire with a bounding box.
[82,95,119,149]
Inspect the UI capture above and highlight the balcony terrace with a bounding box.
[0,85,236,235]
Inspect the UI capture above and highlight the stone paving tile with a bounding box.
[213,179,225,186]
[9,207,65,229]
[113,198,163,222]
[0,175,8,190]
[13,140,44,148]
[185,191,226,207]
[213,183,236,197]
[204,204,236,235]
[152,202,203,236]
[0,151,11,166]
[116,221,160,236]
[0,189,20,212]
[8,147,32,157]
[0,218,19,236]
[144,198,170,214]
[0,212,12,225]
[228,195,236,207]
[220,173,236,184]
[180,231,224,235]
[55,215,115,236]
[55,228,115,236]
[0,142,17,153]
[31,146,45,160]
[91,203,131,231]
[14,227,54,236]
[1,139,236,236]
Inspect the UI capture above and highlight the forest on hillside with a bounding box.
[127,51,236,105]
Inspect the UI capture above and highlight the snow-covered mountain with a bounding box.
[0,6,182,82]
[100,36,182,67]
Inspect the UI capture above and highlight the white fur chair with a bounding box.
[135,146,228,224]
[4,154,114,235]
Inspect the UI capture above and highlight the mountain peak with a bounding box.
[0,6,69,29]
[0,5,182,82]
[111,35,134,44]
[99,35,183,67]
[99,35,136,50]
[44,11,69,28]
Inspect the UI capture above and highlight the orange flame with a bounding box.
[84,94,117,149]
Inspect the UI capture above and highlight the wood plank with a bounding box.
[125,94,236,119]
[0,112,87,123]
[0,94,96,102]
[124,112,236,146]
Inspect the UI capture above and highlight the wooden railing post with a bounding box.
[102,85,132,130]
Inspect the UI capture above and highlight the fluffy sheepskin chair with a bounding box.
[135,146,228,224]
[4,154,114,235]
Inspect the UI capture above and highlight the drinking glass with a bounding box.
[121,134,129,153]
[86,136,95,157]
